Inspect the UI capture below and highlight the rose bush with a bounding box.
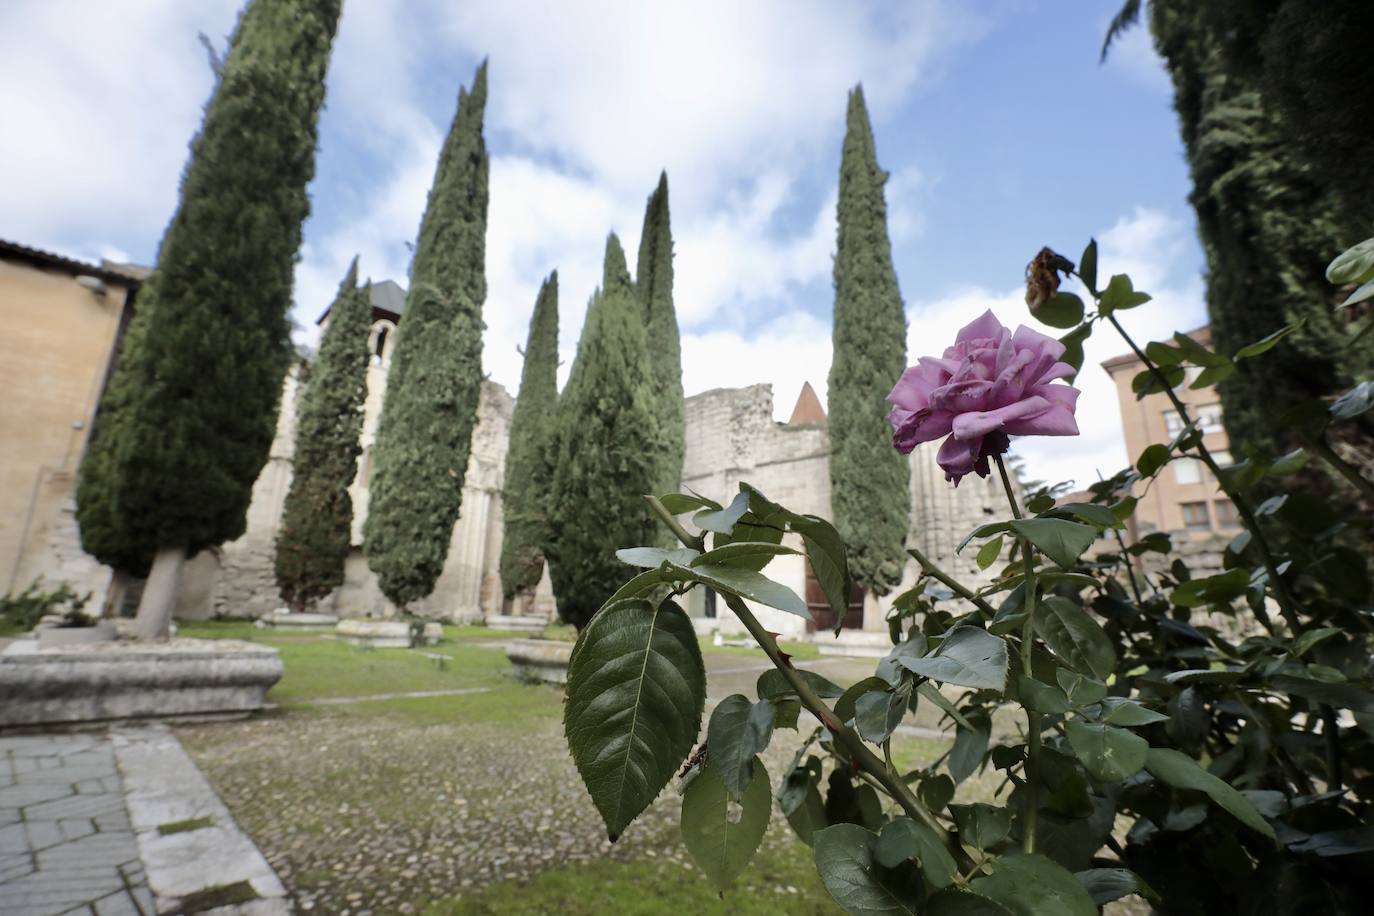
[559,237,1374,914]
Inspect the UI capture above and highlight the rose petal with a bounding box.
[955,310,1006,345]
[950,396,1051,440]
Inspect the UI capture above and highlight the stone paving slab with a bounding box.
[0,727,288,915]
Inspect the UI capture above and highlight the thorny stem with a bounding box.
[644,496,957,850]
[1103,313,1300,635]
[1306,434,1374,504]
[907,545,1000,617]
[1102,316,1349,792]
[993,455,1039,855]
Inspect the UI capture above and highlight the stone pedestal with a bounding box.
[505,639,573,685]
[482,614,546,633]
[259,610,339,630]
[335,619,443,648]
[0,639,283,729]
[36,621,117,650]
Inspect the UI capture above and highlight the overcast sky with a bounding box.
[0,0,1209,491]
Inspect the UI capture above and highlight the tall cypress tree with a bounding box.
[1143,2,1372,458]
[274,259,371,613]
[499,272,560,604]
[364,61,490,609]
[827,85,911,597]
[75,0,340,639]
[546,235,662,629]
[635,172,684,498]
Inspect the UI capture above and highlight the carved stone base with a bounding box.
[0,638,283,729]
[259,610,340,630]
[505,638,573,685]
[335,619,443,648]
[482,614,546,633]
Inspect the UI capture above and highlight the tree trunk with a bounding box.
[133,545,186,640]
[101,568,131,618]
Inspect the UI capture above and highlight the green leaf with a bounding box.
[1058,324,1092,380]
[1144,340,1186,366]
[1100,698,1169,726]
[927,890,1015,915]
[1075,868,1159,906]
[1135,444,1171,477]
[1098,274,1151,315]
[691,541,797,568]
[707,695,775,799]
[1268,675,1374,713]
[955,522,1013,554]
[791,514,852,627]
[814,824,922,916]
[951,803,1010,850]
[564,599,705,840]
[1065,721,1147,782]
[687,563,809,618]
[680,758,771,891]
[1018,675,1070,714]
[949,713,991,784]
[970,852,1098,916]
[1036,596,1116,680]
[1048,503,1119,529]
[1234,324,1300,360]
[1291,627,1342,659]
[1331,381,1374,420]
[1170,569,1250,608]
[693,491,749,534]
[1008,518,1097,569]
[659,493,720,514]
[1078,239,1098,293]
[1034,291,1086,329]
[918,774,955,813]
[976,535,1004,571]
[616,546,701,568]
[782,778,826,846]
[1144,748,1276,840]
[837,677,892,724]
[1189,362,1234,389]
[916,682,973,730]
[897,627,1009,691]
[1341,276,1374,307]
[1163,668,1244,686]
[598,565,695,612]
[1056,669,1107,706]
[1172,331,1230,367]
[1269,448,1309,475]
[855,688,907,744]
[1326,237,1374,285]
[757,668,845,701]
[874,817,958,888]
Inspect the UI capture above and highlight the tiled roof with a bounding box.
[0,238,147,286]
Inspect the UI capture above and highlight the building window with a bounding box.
[1181,501,1211,531]
[1197,403,1224,433]
[1214,499,1240,527]
[1174,457,1203,485]
[1164,410,1185,437]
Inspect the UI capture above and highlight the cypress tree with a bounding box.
[1144,2,1373,458]
[545,235,662,629]
[499,272,560,604]
[635,172,684,499]
[274,259,371,613]
[827,85,911,596]
[74,0,340,639]
[364,61,490,609]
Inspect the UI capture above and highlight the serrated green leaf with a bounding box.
[897,627,1008,691]
[1056,669,1107,706]
[1078,239,1098,293]
[1342,276,1374,307]
[681,759,771,891]
[693,491,749,534]
[1098,274,1151,315]
[1135,444,1171,477]
[1065,721,1147,782]
[1144,340,1186,366]
[875,817,957,888]
[927,890,1015,915]
[1009,518,1098,569]
[1058,324,1092,380]
[1100,698,1169,726]
[855,688,906,744]
[976,536,1004,570]
[1172,331,1230,367]
[1018,675,1070,714]
[565,599,705,840]
[949,713,991,784]
[971,852,1098,916]
[707,695,775,799]
[951,803,1010,850]
[814,824,922,916]
[690,541,797,569]
[1036,596,1116,680]
[1189,362,1234,389]
[616,546,701,568]
[659,493,720,514]
[1170,569,1250,608]
[1047,502,1120,529]
[1326,237,1374,285]
[687,562,809,618]
[1234,323,1300,360]
[1144,748,1275,840]
[1034,291,1086,329]
[757,668,845,701]
[791,514,852,628]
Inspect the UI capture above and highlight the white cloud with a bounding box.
[1101,6,1171,94]
[905,207,1206,492]
[682,311,834,418]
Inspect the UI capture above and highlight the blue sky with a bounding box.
[0,0,1208,489]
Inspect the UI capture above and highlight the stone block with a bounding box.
[36,622,116,650]
[505,639,573,685]
[0,639,283,728]
[335,618,441,648]
[482,614,545,633]
[259,610,339,630]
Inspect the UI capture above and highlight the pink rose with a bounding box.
[887,309,1080,485]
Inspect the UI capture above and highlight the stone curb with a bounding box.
[112,725,290,914]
